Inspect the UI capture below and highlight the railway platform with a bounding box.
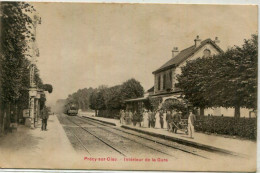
[0,114,79,169]
[80,112,256,158]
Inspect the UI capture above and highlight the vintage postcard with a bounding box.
[0,1,258,172]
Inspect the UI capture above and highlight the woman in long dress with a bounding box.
[155,110,161,128]
[120,110,125,125]
[141,110,146,127]
[143,110,149,128]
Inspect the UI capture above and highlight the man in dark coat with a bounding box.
[148,110,153,128]
[166,110,172,131]
[159,109,164,129]
[172,111,182,133]
[41,107,49,131]
[151,111,156,128]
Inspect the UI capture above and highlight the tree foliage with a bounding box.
[120,78,144,101]
[74,78,144,118]
[176,34,258,118]
[1,2,36,103]
[148,97,162,111]
[0,2,52,133]
[161,99,188,117]
[67,87,95,111]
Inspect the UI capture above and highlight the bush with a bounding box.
[98,109,120,119]
[195,116,257,140]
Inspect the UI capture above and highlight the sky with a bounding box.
[31,2,258,106]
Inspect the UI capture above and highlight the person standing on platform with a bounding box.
[166,110,172,131]
[125,110,129,125]
[41,107,49,131]
[151,110,156,128]
[155,110,161,128]
[129,110,133,125]
[188,110,196,138]
[159,109,164,129]
[163,109,167,129]
[172,111,182,133]
[148,110,153,128]
[143,110,149,127]
[120,110,125,125]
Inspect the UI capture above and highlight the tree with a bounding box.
[148,97,162,111]
[88,78,144,118]
[176,57,214,116]
[120,78,144,106]
[210,34,257,118]
[0,2,38,132]
[161,99,188,117]
[105,85,122,110]
[0,2,52,133]
[66,87,95,111]
[89,89,106,116]
[176,34,258,118]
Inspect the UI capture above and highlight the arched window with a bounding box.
[203,49,211,58]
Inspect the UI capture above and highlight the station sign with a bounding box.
[23,109,30,118]
[29,88,37,97]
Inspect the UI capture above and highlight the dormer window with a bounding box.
[203,49,211,58]
[163,74,166,90]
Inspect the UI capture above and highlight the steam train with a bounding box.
[64,103,78,116]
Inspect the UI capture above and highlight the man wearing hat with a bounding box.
[172,110,182,133]
[159,109,164,129]
[188,109,196,138]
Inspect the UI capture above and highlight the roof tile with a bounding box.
[153,38,223,74]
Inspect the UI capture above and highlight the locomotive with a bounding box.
[64,102,78,116]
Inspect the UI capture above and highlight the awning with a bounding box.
[125,96,148,102]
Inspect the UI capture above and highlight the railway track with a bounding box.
[60,114,215,160]
[78,116,244,158]
[66,117,127,157]
[77,116,213,158]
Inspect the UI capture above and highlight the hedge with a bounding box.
[98,109,120,119]
[195,116,257,140]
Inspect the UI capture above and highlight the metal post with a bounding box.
[30,96,35,129]
[35,98,38,123]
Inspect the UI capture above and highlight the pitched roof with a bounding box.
[152,38,223,74]
[147,86,154,93]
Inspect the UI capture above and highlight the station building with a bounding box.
[125,36,256,117]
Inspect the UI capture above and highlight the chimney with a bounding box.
[214,37,220,45]
[194,35,201,47]
[172,47,179,58]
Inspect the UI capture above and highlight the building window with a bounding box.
[169,71,172,88]
[158,76,161,91]
[163,74,166,90]
[203,49,211,58]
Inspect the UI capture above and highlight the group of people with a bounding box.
[141,109,183,132]
[119,110,134,125]
[119,109,196,138]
